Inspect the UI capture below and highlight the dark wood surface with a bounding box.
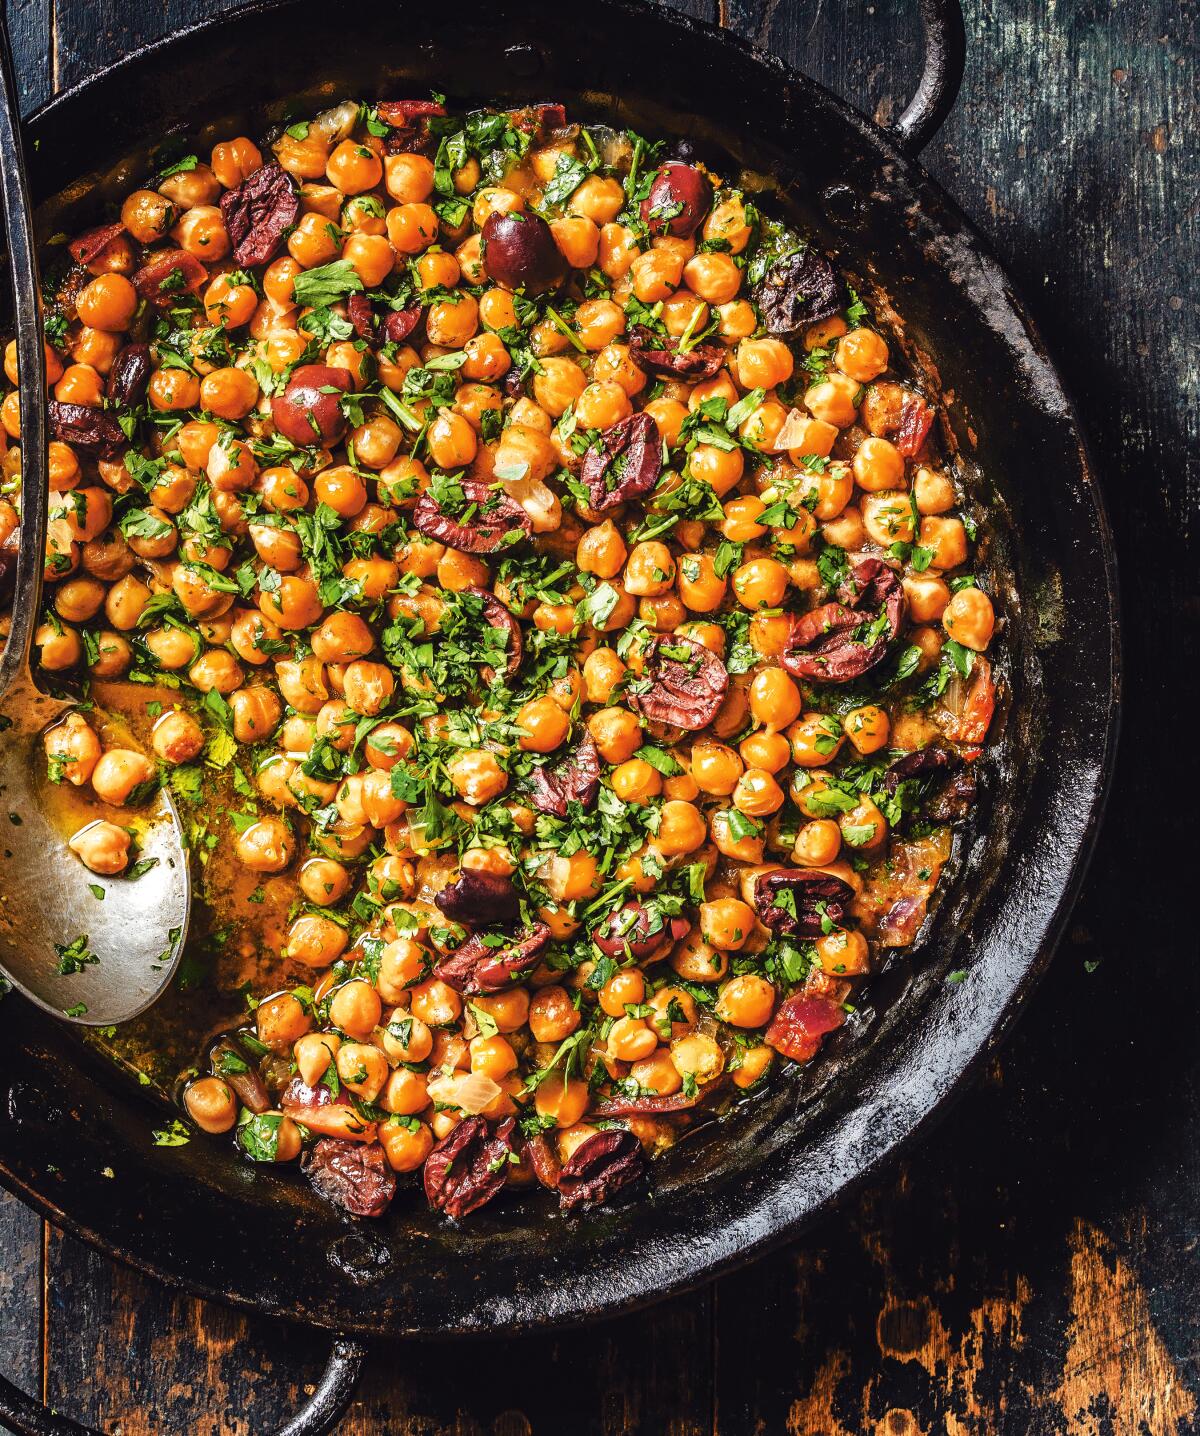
[2,0,1197,1430]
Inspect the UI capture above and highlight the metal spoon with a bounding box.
[0,18,190,1026]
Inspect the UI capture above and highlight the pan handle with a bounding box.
[0,1334,367,1435]
[889,0,966,155]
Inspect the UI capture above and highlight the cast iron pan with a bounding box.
[0,0,1120,1430]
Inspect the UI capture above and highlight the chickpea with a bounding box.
[364,722,413,770]
[607,1016,658,1063]
[188,648,244,695]
[733,557,789,611]
[385,202,438,254]
[229,686,282,745]
[673,552,725,613]
[528,985,581,1044]
[913,466,956,515]
[835,327,889,382]
[574,297,625,351]
[75,274,138,332]
[716,974,777,1029]
[426,409,478,469]
[438,548,489,592]
[91,749,156,807]
[587,706,642,764]
[204,272,257,327]
[68,819,131,876]
[256,992,311,1051]
[45,713,101,787]
[470,1034,519,1081]
[852,436,905,493]
[409,977,462,1029]
[788,713,845,768]
[375,938,428,1003]
[710,808,765,864]
[533,356,587,418]
[862,491,916,547]
[805,373,861,428]
[534,1075,589,1129]
[576,519,627,579]
[379,1117,434,1173]
[516,695,570,753]
[336,1043,389,1103]
[598,221,639,278]
[610,758,662,806]
[311,612,374,665]
[298,857,351,906]
[683,251,742,304]
[736,337,794,390]
[326,138,382,194]
[700,898,756,952]
[839,795,887,852]
[919,515,969,570]
[574,379,633,430]
[287,210,342,267]
[629,1049,684,1098]
[670,1032,725,1084]
[184,1077,238,1134]
[657,800,707,855]
[904,573,952,623]
[703,194,753,253]
[630,248,684,304]
[171,205,230,261]
[447,749,509,806]
[623,540,676,597]
[336,660,391,716]
[733,767,785,818]
[151,709,205,764]
[211,135,262,188]
[816,927,871,976]
[285,913,347,970]
[539,849,600,904]
[235,816,296,873]
[568,174,625,223]
[943,586,995,651]
[275,656,328,712]
[748,667,802,731]
[843,704,890,756]
[294,1031,340,1087]
[793,819,843,868]
[690,740,744,797]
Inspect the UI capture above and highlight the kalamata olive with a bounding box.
[434,923,551,995]
[557,1129,646,1211]
[525,1131,562,1191]
[106,343,152,407]
[464,585,523,682]
[304,1137,396,1217]
[413,479,532,553]
[640,162,712,238]
[627,635,729,731]
[591,901,690,960]
[481,211,564,293]
[434,869,521,929]
[579,411,662,511]
[424,1115,517,1218]
[528,734,601,817]
[220,161,299,269]
[628,325,726,381]
[752,247,845,336]
[782,558,906,684]
[753,869,855,937]
[271,364,352,447]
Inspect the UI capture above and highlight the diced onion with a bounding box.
[426,1069,501,1116]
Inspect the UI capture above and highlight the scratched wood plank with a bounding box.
[0,1190,42,1436]
[1,0,1196,1431]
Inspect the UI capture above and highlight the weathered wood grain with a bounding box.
[0,0,1196,1431]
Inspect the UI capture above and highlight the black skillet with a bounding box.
[0,0,1120,1430]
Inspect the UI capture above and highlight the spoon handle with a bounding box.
[0,13,48,698]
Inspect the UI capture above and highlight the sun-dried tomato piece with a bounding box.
[424,1115,517,1218]
[752,247,845,336]
[376,99,447,125]
[511,102,568,137]
[68,222,125,267]
[528,734,601,817]
[271,363,352,446]
[463,585,522,682]
[765,993,845,1062]
[640,162,712,239]
[628,635,729,731]
[558,1129,646,1211]
[47,400,127,459]
[753,868,855,937]
[304,1138,396,1217]
[413,479,532,553]
[220,161,299,269]
[782,558,906,683]
[132,248,207,306]
[591,900,690,961]
[896,393,935,458]
[579,411,663,511]
[939,656,995,750]
[628,325,726,380]
[434,869,521,930]
[105,343,152,408]
[434,923,551,995]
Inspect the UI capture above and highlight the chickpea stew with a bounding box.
[1,95,1000,1220]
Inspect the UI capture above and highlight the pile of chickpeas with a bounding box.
[2,97,998,1199]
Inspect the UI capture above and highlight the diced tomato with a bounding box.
[68,221,125,267]
[765,994,845,1063]
[132,248,207,306]
[896,393,934,458]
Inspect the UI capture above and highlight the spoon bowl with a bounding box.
[0,17,192,1025]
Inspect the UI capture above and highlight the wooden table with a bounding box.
[1,0,1196,1429]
